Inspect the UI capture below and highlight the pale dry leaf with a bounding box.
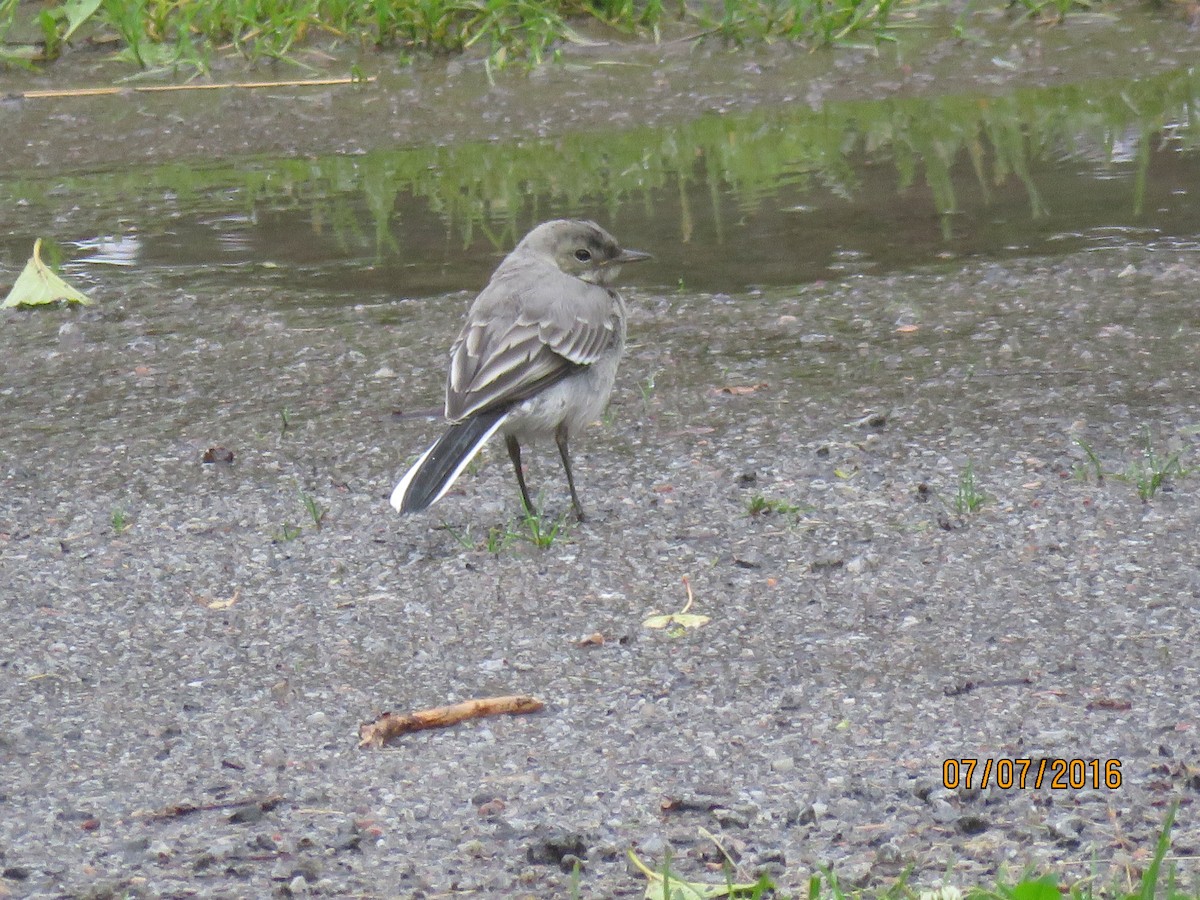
[711,382,768,396]
[206,590,240,610]
[2,239,93,308]
[643,613,711,630]
[627,848,759,899]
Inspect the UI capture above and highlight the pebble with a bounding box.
[931,799,959,824]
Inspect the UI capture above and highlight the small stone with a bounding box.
[254,834,278,852]
[526,826,586,866]
[911,777,937,801]
[205,837,237,859]
[559,853,585,874]
[957,814,988,835]
[931,799,958,824]
[711,807,749,828]
[636,834,666,857]
[875,842,905,870]
[201,446,235,464]
[638,701,666,722]
[854,410,888,428]
[778,689,804,710]
[810,555,844,571]
[457,839,486,857]
[292,859,322,882]
[58,322,84,347]
[121,837,151,858]
[665,793,722,812]
[790,803,817,825]
[1048,815,1084,844]
[477,798,506,817]
[839,857,873,887]
[756,848,787,866]
[330,820,363,853]
[771,756,795,773]
[228,804,265,825]
[920,887,964,900]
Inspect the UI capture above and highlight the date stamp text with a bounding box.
[942,758,1122,790]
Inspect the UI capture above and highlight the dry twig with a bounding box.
[358,695,544,749]
[141,794,283,822]
[14,76,374,101]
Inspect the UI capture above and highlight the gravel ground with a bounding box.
[2,246,1199,898]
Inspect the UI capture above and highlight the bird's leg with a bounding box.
[506,434,537,517]
[555,423,585,522]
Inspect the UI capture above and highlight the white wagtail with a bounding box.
[390,219,651,521]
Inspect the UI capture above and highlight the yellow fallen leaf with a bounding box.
[2,239,93,308]
[711,382,768,396]
[643,613,711,630]
[627,848,763,899]
[206,590,240,610]
[642,577,709,631]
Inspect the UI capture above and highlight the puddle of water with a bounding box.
[2,65,1199,301]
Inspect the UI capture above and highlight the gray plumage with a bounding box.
[391,219,651,521]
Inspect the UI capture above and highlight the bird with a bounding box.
[390,219,651,522]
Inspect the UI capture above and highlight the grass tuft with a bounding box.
[953,460,988,515]
[624,804,1190,900]
[440,503,569,553]
[1074,438,1105,482]
[274,522,302,541]
[746,494,804,517]
[515,504,569,548]
[3,0,902,72]
[301,492,327,529]
[1117,427,1188,502]
[1078,429,1189,502]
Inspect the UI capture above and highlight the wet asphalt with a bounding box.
[2,242,1199,897]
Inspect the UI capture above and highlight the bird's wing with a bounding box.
[445,269,618,422]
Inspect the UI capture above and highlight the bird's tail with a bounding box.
[391,409,510,514]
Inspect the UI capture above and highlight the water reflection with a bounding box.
[72,234,141,267]
[3,65,1199,298]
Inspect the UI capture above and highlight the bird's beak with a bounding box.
[615,248,652,264]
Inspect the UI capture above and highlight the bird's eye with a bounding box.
[574,248,592,262]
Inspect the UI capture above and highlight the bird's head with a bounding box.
[517,219,651,286]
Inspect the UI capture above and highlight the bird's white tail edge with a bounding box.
[390,412,510,513]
